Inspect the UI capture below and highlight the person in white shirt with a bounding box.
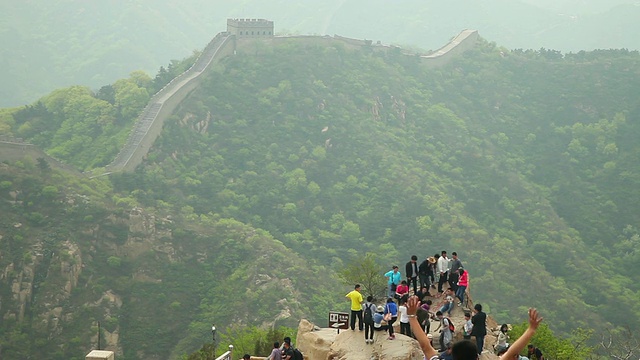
[436,251,450,294]
[398,299,411,336]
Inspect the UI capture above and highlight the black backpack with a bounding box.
[292,348,303,360]
[364,303,374,324]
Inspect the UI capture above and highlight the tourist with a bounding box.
[384,265,402,298]
[437,251,449,294]
[495,324,509,354]
[471,303,487,356]
[406,254,420,294]
[399,298,411,336]
[345,284,364,331]
[419,256,435,290]
[266,341,281,360]
[456,268,468,306]
[435,311,453,350]
[527,344,544,360]
[463,312,473,340]
[373,305,389,332]
[363,295,377,344]
[438,288,455,317]
[383,297,398,340]
[395,280,410,302]
[448,252,463,292]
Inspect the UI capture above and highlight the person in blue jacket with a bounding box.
[383,297,398,340]
[384,265,402,298]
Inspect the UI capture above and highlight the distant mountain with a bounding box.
[2,0,640,107]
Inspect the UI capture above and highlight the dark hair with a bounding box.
[459,268,465,275]
[497,347,508,355]
[401,280,407,285]
[501,324,509,332]
[452,252,457,256]
[426,300,432,305]
[367,295,373,302]
[474,303,483,312]
[284,336,291,344]
[242,354,251,360]
[274,341,280,348]
[411,255,418,260]
[528,344,534,349]
[386,297,394,303]
[464,312,471,318]
[441,250,447,255]
[392,265,399,269]
[434,254,440,259]
[452,340,478,360]
[436,311,443,316]
[354,284,361,289]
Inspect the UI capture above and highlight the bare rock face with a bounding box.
[296,319,423,360]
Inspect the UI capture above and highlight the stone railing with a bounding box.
[215,345,234,360]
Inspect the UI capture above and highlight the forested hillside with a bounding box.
[1,36,640,359]
[3,0,640,107]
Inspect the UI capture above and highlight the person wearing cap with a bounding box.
[373,305,389,332]
[384,265,402,298]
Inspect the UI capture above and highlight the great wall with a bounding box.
[0,19,479,175]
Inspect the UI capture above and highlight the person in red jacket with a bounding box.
[456,268,469,306]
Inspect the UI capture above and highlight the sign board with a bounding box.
[328,311,349,330]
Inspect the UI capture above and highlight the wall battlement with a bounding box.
[227,18,274,38]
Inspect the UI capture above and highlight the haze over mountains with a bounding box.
[2,0,640,107]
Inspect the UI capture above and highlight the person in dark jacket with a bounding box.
[418,256,436,290]
[471,303,487,356]
[405,255,420,295]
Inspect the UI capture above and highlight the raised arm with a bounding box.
[500,308,543,360]
[407,295,437,359]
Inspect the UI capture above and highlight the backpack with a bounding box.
[292,348,303,360]
[445,317,455,332]
[364,303,374,324]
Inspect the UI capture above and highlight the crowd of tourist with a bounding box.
[345,251,545,360]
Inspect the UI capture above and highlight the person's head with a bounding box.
[434,254,440,260]
[366,295,373,302]
[420,285,428,292]
[386,297,394,303]
[399,298,406,305]
[283,342,291,349]
[451,340,479,360]
[436,310,443,319]
[452,252,458,259]
[458,267,465,275]
[464,312,471,320]
[392,265,399,272]
[497,347,508,356]
[401,280,407,285]
[376,305,384,313]
[411,255,418,262]
[446,288,454,294]
[242,354,251,360]
[273,341,280,349]
[501,324,509,333]
[527,344,535,352]
[354,284,361,291]
[474,303,483,313]
[441,250,447,257]
[283,337,291,345]
[426,299,432,305]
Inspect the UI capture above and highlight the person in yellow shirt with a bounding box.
[345,284,364,331]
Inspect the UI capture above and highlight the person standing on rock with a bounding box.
[471,303,487,356]
[384,265,402,298]
[363,295,377,344]
[456,268,469,307]
[437,251,449,295]
[345,284,364,331]
[448,252,463,292]
[435,311,453,350]
[383,297,398,340]
[406,254,420,295]
[418,256,434,291]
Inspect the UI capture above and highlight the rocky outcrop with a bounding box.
[297,319,423,360]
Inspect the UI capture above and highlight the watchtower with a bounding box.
[226,18,274,38]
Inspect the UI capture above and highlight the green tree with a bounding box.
[338,253,387,301]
